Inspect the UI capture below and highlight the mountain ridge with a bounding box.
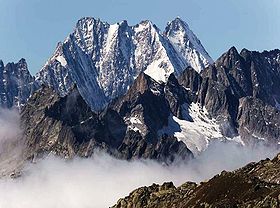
[1,46,279,158]
[20,82,193,163]
[35,17,213,110]
[0,16,279,160]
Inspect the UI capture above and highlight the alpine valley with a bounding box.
[0,17,280,207]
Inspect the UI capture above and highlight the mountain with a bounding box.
[20,46,280,159]
[32,15,280,153]
[112,153,280,208]
[1,17,279,161]
[198,47,280,143]
[0,46,277,160]
[159,47,280,153]
[165,17,213,73]
[20,83,193,163]
[0,59,37,108]
[35,17,213,111]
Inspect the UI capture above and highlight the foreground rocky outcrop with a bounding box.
[112,153,280,208]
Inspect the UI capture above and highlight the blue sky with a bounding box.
[0,0,279,74]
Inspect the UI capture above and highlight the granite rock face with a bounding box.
[237,97,280,141]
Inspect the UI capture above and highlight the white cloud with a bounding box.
[0,143,277,208]
[0,108,24,177]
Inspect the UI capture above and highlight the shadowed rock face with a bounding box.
[112,153,280,208]
[110,72,190,143]
[237,97,280,141]
[20,83,193,163]
[178,47,280,142]
[20,85,104,159]
[214,47,280,106]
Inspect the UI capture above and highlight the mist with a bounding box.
[0,108,21,142]
[0,108,24,177]
[0,108,279,207]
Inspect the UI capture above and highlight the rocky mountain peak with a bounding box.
[166,17,191,33]
[0,59,37,108]
[35,17,213,111]
[5,58,29,73]
[216,46,244,69]
[240,47,251,56]
[17,58,28,68]
[128,72,153,94]
[165,17,214,73]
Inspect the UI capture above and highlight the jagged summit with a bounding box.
[0,59,37,108]
[165,17,193,36]
[21,80,193,162]
[35,17,213,110]
[165,17,214,72]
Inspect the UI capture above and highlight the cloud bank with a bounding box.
[0,144,278,208]
[0,108,278,208]
[0,108,24,177]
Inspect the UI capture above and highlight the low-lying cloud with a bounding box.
[0,108,24,177]
[0,108,21,143]
[0,108,279,208]
[0,144,278,208]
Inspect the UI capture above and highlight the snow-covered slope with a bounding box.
[36,17,213,111]
[159,103,223,155]
[165,17,214,73]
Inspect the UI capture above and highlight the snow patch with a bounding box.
[159,103,223,155]
[144,59,174,83]
[252,133,266,141]
[105,23,119,52]
[129,117,142,125]
[125,116,143,133]
[56,55,67,67]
